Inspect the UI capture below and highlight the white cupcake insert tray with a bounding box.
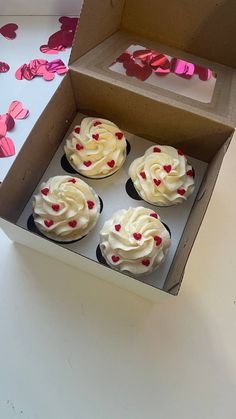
[18,114,207,291]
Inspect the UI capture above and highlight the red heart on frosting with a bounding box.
[177,188,186,196]
[44,220,54,228]
[154,178,161,187]
[41,188,49,196]
[115,224,121,232]
[93,121,101,126]
[74,127,80,134]
[87,200,94,209]
[187,169,193,177]
[112,255,120,263]
[115,132,123,140]
[150,213,158,219]
[133,232,142,240]
[83,160,92,167]
[154,236,162,246]
[107,160,115,168]
[163,165,172,173]
[52,204,60,212]
[140,171,146,179]
[142,259,150,267]
[68,220,77,228]
[92,133,99,141]
[153,147,161,153]
[76,143,83,151]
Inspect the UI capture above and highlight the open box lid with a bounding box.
[69,0,236,126]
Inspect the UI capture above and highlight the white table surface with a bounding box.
[1,13,236,419]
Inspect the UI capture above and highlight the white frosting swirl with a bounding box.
[33,175,100,242]
[64,117,127,178]
[129,145,195,206]
[100,207,171,276]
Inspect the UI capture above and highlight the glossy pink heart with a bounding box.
[0,137,15,157]
[0,23,18,40]
[0,61,10,73]
[8,101,29,119]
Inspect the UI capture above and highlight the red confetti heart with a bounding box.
[74,127,80,134]
[52,204,60,212]
[68,178,77,183]
[59,16,79,32]
[142,259,150,267]
[41,188,49,196]
[177,188,186,196]
[8,101,29,119]
[133,233,142,240]
[0,137,15,157]
[115,132,123,140]
[93,121,101,126]
[187,169,193,177]
[68,220,77,228]
[153,147,161,153]
[83,161,92,167]
[107,160,115,168]
[112,255,120,263]
[163,165,172,173]
[0,23,18,40]
[1,114,15,131]
[44,219,54,228]
[0,61,10,73]
[87,200,94,209]
[115,224,121,232]
[140,171,146,179]
[154,236,162,246]
[150,213,158,219]
[154,178,161,187]
[92,133,99,141]
[76,143,83,151]
[195,65,212,81]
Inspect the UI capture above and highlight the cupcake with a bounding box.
[100,207,171,277]
[64,117,127,178]
[33,175,100,242]
[129,145,195,206]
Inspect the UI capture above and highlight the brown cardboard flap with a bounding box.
[0,75,77,223]
[69,0,125,64]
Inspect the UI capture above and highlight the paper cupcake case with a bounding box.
[17,113,207,291]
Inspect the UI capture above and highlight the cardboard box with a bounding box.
[0,0,235,301]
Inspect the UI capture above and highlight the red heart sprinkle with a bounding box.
[187,169,193,177]
[107,160,115,168]
[44,219,54,228]
[41,188,49,196]
[74,127,80,134]
[93,121,101,126]
[140,171,146,179]
[115,132,123,140]
[153,147,161,153]
[52,204,60,212]
[83,161,92,167]
[112,255,120,263]
[178,149,184,156]
[154,236,162,246]
[142,259,150,267]
[163,165,172,173]
[76,143,84,151]
[115,224,121,232]
[150,213,158,219]
[87,200,94,209]
[177,188,186,196]
[92,133,99,141]
[68,220,77,228]
[133,232,142,240]
[154,178,161,187]
[68,178,76,183]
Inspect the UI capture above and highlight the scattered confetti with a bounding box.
[15,58,68,81]
[0,23,18,40]
[40,16,79,54]
[0,61,10,73]
[0,101,29,158]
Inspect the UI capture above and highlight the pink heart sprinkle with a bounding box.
[150,213,158,219]
[154,178,161,187]
[52,204,60,212]
[115,132,123,140]
[68,178,77,183]
[0,136,15,157]
[154,236,162,246]
[142,259,150,267]
[163,165,172,173]
[41,188,49,196]
[140,171,146,179]
[74,127,80,134]
[83,161,92,167]
[8,101,29,119]
[76,143,83,151]
[68,220,77,228]
[112,255,120,263]
[87,200,94,209]
[92,133,99,141]
[187,169,193,177]
[93,121,101,126]
[177,188,186,196]
[153,146,161,153]
[0,61,10,73]
[44,220,54,228]
[107,160,115,168]
[115,224,121,232]
[133,232,142,240]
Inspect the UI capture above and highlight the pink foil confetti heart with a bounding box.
[59,16,78,31]
[0,61,10,73]
[8,101,29,119]
[15,59,68,81]
[0,23,18,40]
[40,44,65,54]
[171,58,195,79]
[40,16,79,55]
[0,137,15,157]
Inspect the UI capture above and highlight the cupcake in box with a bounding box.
[99,206,171,277]
[33,175,100,242]
[129,145,195,206]
[64,117,127,178]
